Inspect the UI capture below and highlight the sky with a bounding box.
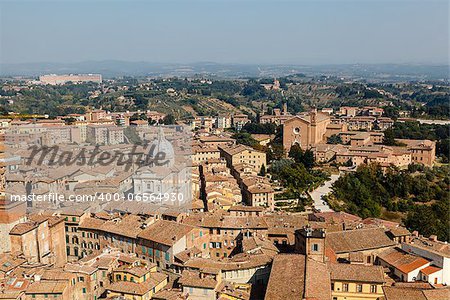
[0,0,448,65]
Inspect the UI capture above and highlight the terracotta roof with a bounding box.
[420,265,442,275]
[9,222,38,235]
[265,254,306,300]
[107,280,153,295]
[422,288,450,300]
[383,286,450,300]
[183,214,268,230]
[114,265,152,277]
[152,289,183,300]
[304,258,332,300]
[184,253,272,272]
[378,247,430,274]
[327,228,396,253]
[0,290,24,299]
[25,281,67,294]
[328,262,385,283]
[99,214,146,238]
[178,270,218,289]
[138,220,194,246]
[388,227,411,237]
[0,254,26,273]
[78,217,106,230]
[228,205,264,212]
[216,281,251,300]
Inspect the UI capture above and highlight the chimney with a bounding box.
[283,102,288,115]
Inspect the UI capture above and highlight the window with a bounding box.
[357,284,363,293]
[156,250,160,257]
[82,288,86,294]
[331,283,334,291]
[370,285,377,293]
[141,246,146,254]
[312,243,319,252]
[72,217,76,222]
[124,275,127,281]
[343,283,349,292]
[116,274,121,281]
[200,231,203,237]
[165,252,170,261]
[203,243,206,249]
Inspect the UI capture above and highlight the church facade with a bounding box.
[283,110,331,153]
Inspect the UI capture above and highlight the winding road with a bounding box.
[309,174,340,212]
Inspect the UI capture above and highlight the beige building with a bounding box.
[328,263,385,300]
[283,110,331,152]
[9,215,66,267]
[86,125,124,145]
[39,74,102,85]
[396,139,436,166]
[192,145,221,165]
[219,145,266,173]
[241,176,275,210]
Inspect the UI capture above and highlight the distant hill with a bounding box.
[0,61,448,81]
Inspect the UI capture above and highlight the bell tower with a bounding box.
[295,226,326,263]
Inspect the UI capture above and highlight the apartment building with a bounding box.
[328,263,385,300]
[219,144,266,173]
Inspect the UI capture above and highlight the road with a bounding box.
[309,174,340,212]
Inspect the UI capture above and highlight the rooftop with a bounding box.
[327,228,396,254]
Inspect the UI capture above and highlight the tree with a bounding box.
[288,144,314,169]
[327,134,343,144]
[383,129,398,146]
[162,114,176,125]
[259,164,266,176]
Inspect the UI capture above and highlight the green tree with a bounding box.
[327,134,343,144]
[162,114,176,125]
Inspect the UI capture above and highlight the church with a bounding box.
[283,109,331,152]
[132,127,191,208]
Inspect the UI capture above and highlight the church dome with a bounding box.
[149,126,174,166]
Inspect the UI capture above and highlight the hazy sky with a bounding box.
[0,0,448,65]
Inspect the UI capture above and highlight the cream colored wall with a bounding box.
[331,281,384,300]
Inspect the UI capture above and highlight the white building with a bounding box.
[401,236,450,285]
